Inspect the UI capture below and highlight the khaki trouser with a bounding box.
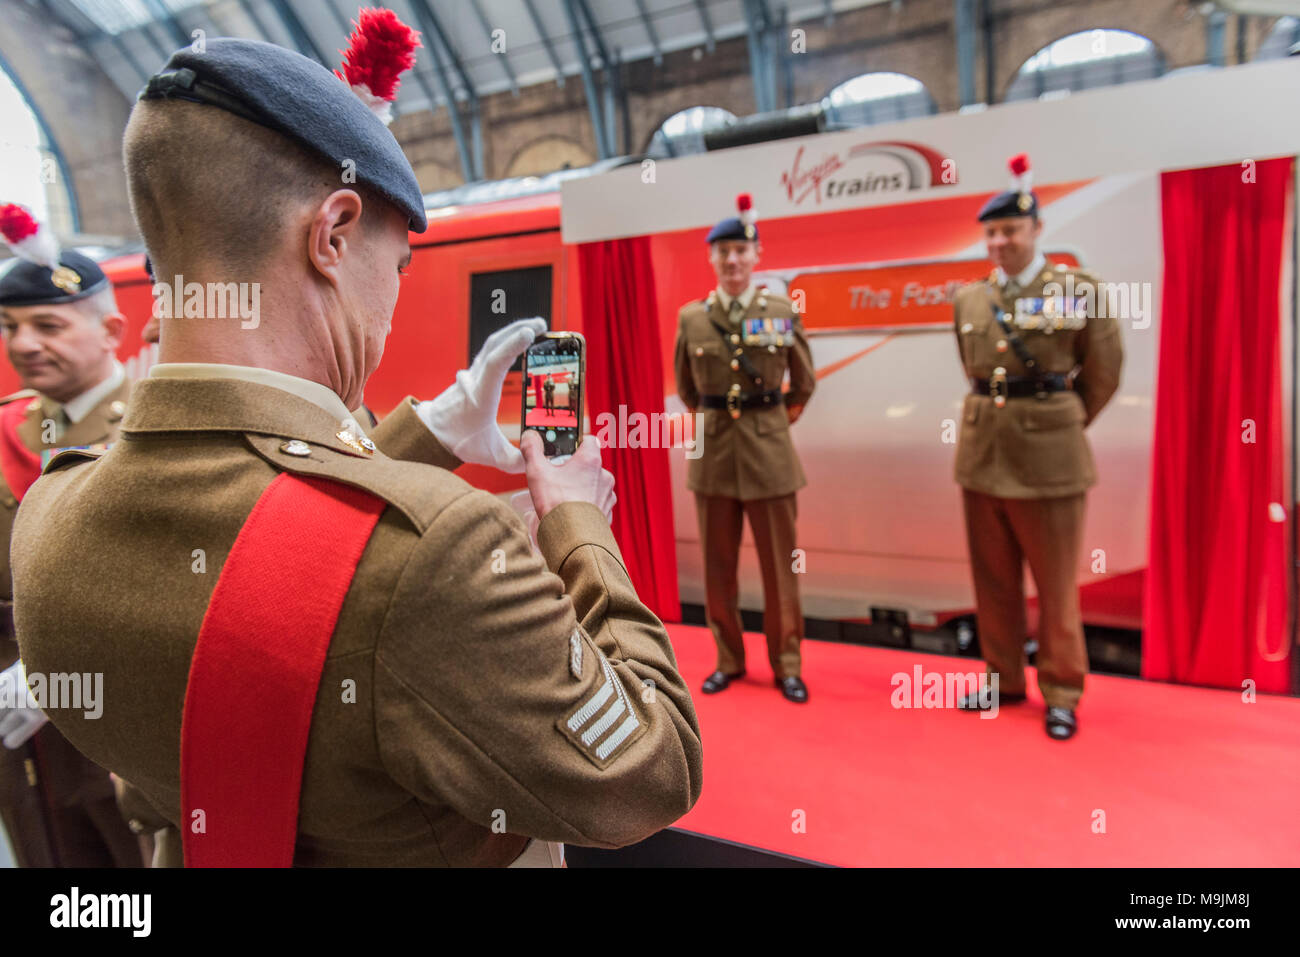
[961,489,1089,709]
[694,493,803,679]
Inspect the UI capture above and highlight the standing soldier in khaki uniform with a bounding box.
[0,210,140,866]
[952,155,1124,739]
[674,194,817,703]
[11,20,701,867]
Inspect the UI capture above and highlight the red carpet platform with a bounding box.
[665,624,1300,867]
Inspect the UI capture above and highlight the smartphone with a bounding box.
[521,331,585,458]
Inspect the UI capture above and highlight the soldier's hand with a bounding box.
[416,317,547,473]
[786,403,804,425]
[521,430,616,522]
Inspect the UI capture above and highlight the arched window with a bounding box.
[1255,16,1300,59]
[0,60,76,233]
[646,106,737,159]
[1005,29,1164,102]
[822,72,936,128]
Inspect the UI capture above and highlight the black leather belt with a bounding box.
[698,389,783,418]
[971,373,1071,399]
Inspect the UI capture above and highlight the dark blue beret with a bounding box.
[706,217,759,244]
[140,38,428,233]
[978,189,1038,222]
[0,251,109,308]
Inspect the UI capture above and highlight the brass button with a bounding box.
[768,345,777,353]
[128,818,145,834]
[110,400,127,417]
[961,323,973,334]
[335,431,373,455]
[279,440,311,457]
[730,334,741,345]
[694,346,704,357]
[996,340,1008,353]
[2,496,15,508]
[730,359,740,371]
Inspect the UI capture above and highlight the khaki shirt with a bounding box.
[953,262,1124,499]
[12,375,703,865]
[673,288,816,500]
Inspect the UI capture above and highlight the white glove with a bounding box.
[0,659,48,749]
[416,317,548,473]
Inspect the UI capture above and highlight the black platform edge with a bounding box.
[565,826,828,868]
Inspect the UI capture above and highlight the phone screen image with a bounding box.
[522,334,583,457]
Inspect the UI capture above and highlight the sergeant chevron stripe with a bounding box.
[562,653,642,767]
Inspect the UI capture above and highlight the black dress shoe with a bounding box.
[956,689,1026,711]
[701,670,743,694]
[776,676,808,703]
[1045,707,1077,740]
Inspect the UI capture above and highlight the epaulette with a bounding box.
[44,447,105,474]
[243,432,480,536]
[0,389,38,407]
[1051,261,1099,282]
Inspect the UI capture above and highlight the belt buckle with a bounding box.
[726,384,742,420]
[990,367,1008,409]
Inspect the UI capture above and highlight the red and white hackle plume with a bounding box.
[1008,153,1033,195]
[737,192,756,232]
[336,7,421,126]
[0,204,60,269]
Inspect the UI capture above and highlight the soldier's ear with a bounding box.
[307,189,366,286]
[101,312,126,349]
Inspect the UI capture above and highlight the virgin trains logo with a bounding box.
[779,141,956,205]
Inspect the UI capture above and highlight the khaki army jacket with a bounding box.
[12,375,703,865]
[953,262,1124,499]
[674,289,816,500]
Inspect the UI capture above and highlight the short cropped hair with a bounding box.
[123,99,364,280]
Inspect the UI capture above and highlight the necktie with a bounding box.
[729,298,743,325]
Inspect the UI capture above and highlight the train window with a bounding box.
[468,266,553,369]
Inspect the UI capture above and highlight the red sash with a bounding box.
[180,473,385,867]
[0,399,42,501]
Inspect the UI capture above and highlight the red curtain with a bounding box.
[1143,157,1293,692]
[578,236,681,622]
